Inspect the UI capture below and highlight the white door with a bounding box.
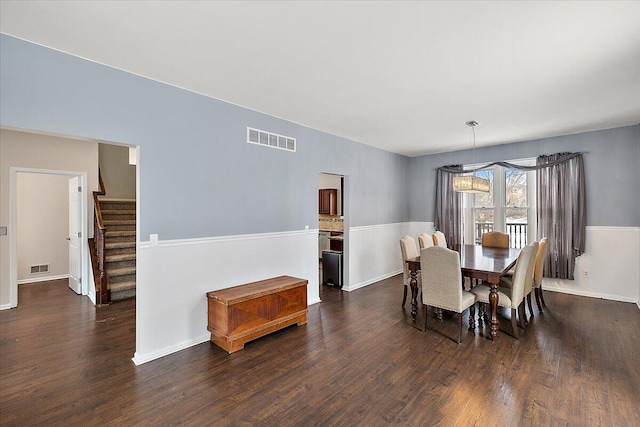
[68,176,82,294]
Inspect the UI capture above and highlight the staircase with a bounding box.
[100,199,136,301]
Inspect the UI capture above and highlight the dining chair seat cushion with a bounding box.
[470,284,514,309]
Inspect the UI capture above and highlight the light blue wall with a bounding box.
[0,35,410,239]
[409,124,640,227]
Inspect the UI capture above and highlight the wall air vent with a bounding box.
[247,127,296,152]
[30,264,50,274]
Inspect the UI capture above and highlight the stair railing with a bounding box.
[93,171,109,305]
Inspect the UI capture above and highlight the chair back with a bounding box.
[509,244,537,308]
[481,231,509,249]
[418,233,434,249]
[432,231,447,248]
[400,235,419,285]
[420,246,463,312]
[522,241,539,298]
[533,237,548,288]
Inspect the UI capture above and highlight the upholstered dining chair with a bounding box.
[481,231,510,249]
[418,233,434,250]
[532,237,548,312]
[499,241,539,325]
[432,231,447,248]
[400,236,421,307]
[470,243,537,339]
[420,246,476,344]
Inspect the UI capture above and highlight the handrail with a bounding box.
[93,170,109,305]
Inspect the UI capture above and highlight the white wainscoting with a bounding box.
[131,223,639,364]
[347,222,434,291]
[544,226,640,304]
[132,229,319,365]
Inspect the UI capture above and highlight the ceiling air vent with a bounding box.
[247,127,296,152]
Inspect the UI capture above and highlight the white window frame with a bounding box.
[462,158,536,247]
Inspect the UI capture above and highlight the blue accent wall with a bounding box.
[1,34,410,239]
[409,124,640,227]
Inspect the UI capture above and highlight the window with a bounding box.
[473,169,494,244]
[463,160,535,248]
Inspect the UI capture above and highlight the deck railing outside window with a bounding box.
[475,223,528,248]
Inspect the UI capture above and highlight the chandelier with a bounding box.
[453,121,490,193]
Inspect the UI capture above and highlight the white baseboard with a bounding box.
[346,270,402,292]
[0,303,14,310]
[18,274,69,285]
[308,297,321,305]
[543,282,639,304]
[132,333,211,366]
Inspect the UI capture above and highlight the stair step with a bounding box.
[106,253,136,263]
[105,242,136,250]
[104,220,136,226]
[105,231,136,237]
[110,280,136,292]
[102,210,135,215]
[108,267,136,277]
[110,280,136,301]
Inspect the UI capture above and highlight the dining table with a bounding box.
[406,244,520,340]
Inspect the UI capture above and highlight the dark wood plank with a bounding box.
[1,277,639,425]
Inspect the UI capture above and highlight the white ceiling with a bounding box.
[1,1,639,156]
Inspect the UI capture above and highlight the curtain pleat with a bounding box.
[434,166,463,248]
[536,153,586,280]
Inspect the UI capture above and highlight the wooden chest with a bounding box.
[207,275,308,353]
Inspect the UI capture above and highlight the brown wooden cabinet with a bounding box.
[319,189,338,215]
[207,276,308,353]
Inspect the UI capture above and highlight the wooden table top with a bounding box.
[407,244,520,276]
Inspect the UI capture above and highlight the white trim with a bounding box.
[585,226,640,232]
[636,302,640,310]
[18,274,69,285]
[132,333,211,365]
[9,167,89,308]
[543,285,639,304]
[349,222,406,232]
[139,228,311,248]
[0,303,13,310]
[345,270,402,292]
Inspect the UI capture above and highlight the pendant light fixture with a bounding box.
[453,121,490,193]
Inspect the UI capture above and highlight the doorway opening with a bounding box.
[9,168,88,307]
[318,173,346,297]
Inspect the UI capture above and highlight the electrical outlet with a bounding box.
[583,270,590,278]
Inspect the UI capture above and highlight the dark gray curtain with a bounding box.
[434,166,463,248]
[436,152,586,280]
[537,153,586,279]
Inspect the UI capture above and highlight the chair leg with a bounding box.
[423,304,428,332]
[478,302,487,323]
[511,308,520,339]
[517,302,526,329]
[527,293,534,319]
[535,287,543,312]
[458,312,462,344]
[469,304,476,330]
[436,308,443,321]
[402,286,407,307]
[540,285,547,307]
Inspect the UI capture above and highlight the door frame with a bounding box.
[9,167,89,307]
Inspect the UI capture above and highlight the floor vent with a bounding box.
[247,127,296,152]
[30,264,50,274]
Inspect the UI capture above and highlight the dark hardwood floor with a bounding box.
[1,277,639,426]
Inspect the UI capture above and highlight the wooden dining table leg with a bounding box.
[409,269,419,321]
[489,282,499,340]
